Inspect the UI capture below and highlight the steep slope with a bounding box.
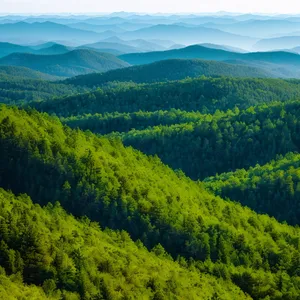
[31,77,300,117]
[0,106,299,298]
[204,152,300,225]
[64,59,271,87]
[0,188,247,299]
[0,49,129,77]
[0,271,47,300]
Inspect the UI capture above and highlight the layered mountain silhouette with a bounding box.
[119,24,257,49]
[65,58,271,87]
[120,45,300,77]
[0,49,129,77]
[0,21,104,44]
[254,36,300,51]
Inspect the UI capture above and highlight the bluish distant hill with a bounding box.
[0,49,129,77]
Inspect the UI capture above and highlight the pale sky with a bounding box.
[1,0,300,14]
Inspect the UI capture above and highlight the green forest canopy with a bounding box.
[0,106,299,298]
[0,188,249,299]
[29,77,300,117]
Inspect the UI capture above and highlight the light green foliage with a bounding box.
[0,188,249,299]
[62,109,208,134]
[0,268,48,300]
[0,106,300,298]
[115,101,300,180]
[204,152,300,224]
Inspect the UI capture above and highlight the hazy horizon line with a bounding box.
[1,11,300,16]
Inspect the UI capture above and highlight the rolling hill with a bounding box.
[119,45,239,65]
[0,188,247,300]
[204,152,300,225]
[35,43,71,55]
[2,13,300,300]
[0,105,300,299]
[64,58,271,87]
[113,101,300,180]
[0,42,35,58]
[0,65,58,80]
[0,49,130,77]
[119,45,300,78]
[120,44,300,66]
[31,77,300,118]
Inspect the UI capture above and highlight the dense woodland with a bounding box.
[0,188,249,300]
[0,74,87,105]
[0,45,299,300]
[204,152,300,225]
[115,101,300,179]
[64,59,270,87]
[1,12,300,299]
[62,109,207,135]
[0,106,300,299]
[30,77,300,117]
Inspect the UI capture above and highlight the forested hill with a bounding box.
[0,49,129,77]
[116,101,300,180]
[0,73,88,105]
[62,109,207,135]
[29,77,300,116]
[64,59,271,87]
[0,65,58,80]
[3,12,300,300]
[0,106,300,298]
[204,152,300,225]
[61,101,300,225]
[0,188,248,300]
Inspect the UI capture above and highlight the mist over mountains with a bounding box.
[0,12,300,78]
[0,13,300,51]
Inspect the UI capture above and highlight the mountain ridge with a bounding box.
[0,49,129,77]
